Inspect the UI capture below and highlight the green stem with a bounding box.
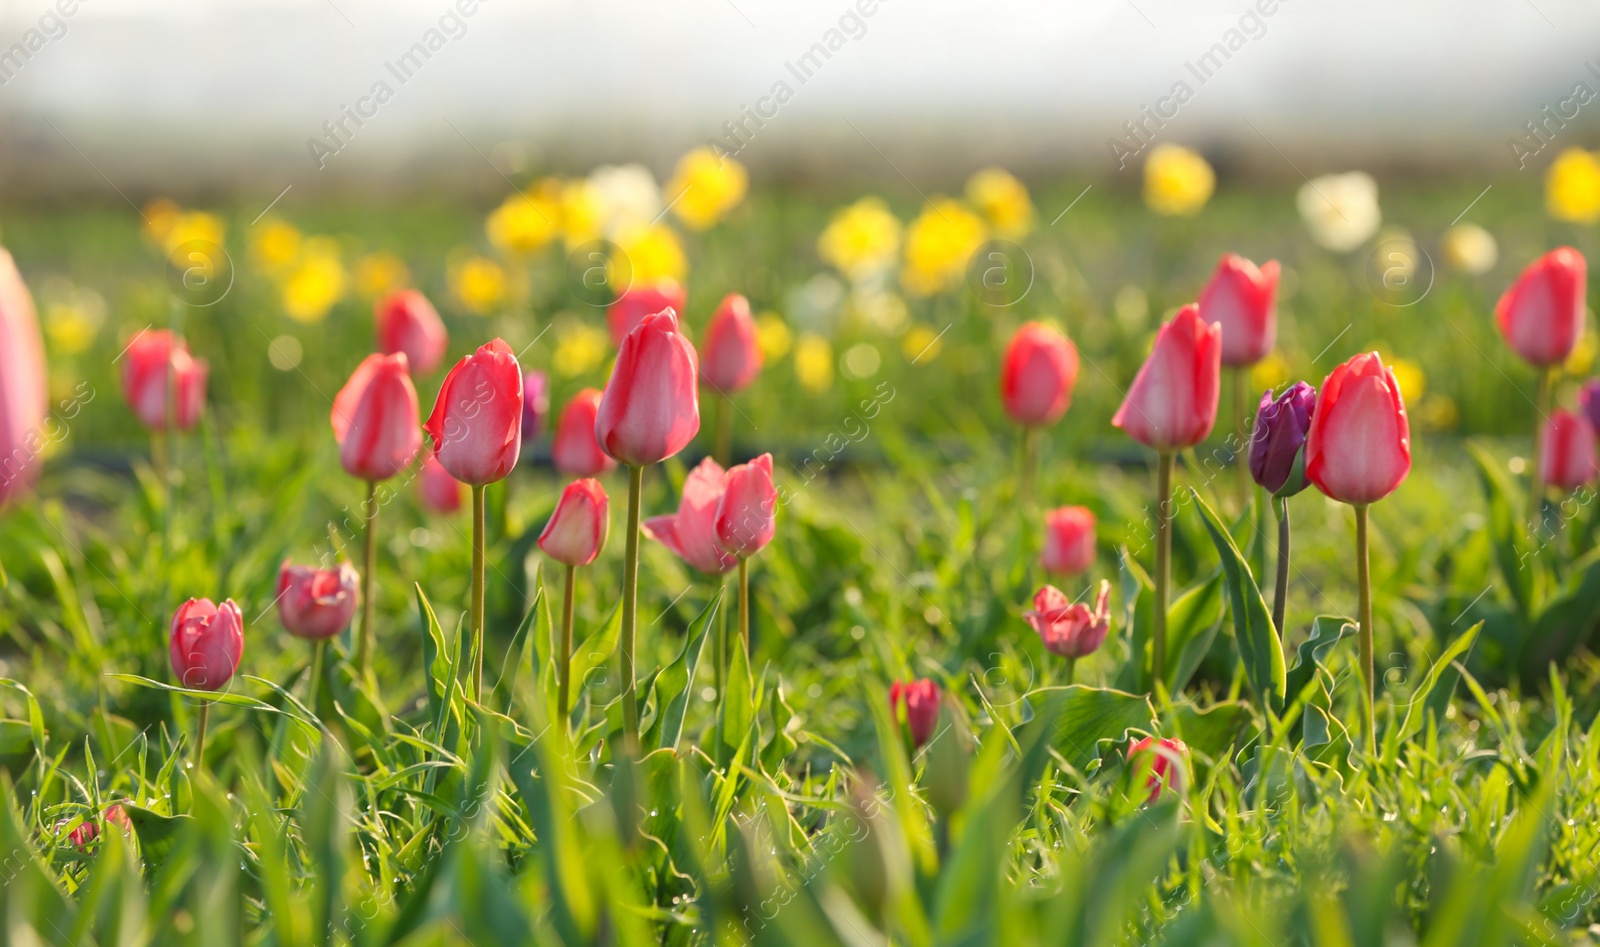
[309,639,327,716]
[558,562,575,723]
[471,484,486,703]
[195,703,210,766]
[357,480,377,681]
[1355,504,1376,757]
[621,464,644,748]
[1064,655,1077,685]
[1272,494,1290,646]
[1153,451,1175,689]
[1019,425,1037,508]
[1530,366,1555,531]
[738,556,751,656]
[714,393,733,467]
[1232,367,1248,512]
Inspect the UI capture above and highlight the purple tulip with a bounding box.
[1581,380,1600,434]
[1249,381,1316,496]
[521,370,550,445]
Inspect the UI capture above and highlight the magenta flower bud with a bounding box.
[169,598,244,691]
[1024,580,1111,659]
[538,478,610,567]
[1580,380,1600,434]
[276,560,360,640]
[1249,381,1316,497]
[521,370,550,445]
[700,293,764,395]
[889,678,941,749]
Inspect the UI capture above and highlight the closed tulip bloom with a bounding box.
[889,679,941,749]
[1305,352,1411,505]
[608,280,687,346]
[521,370,550,445]
[1495,247,1586,368]
[1041,506,1096,575]
[1112,304,1221,451]
[375,288,449,375]
[419,453,464,513]
[65,803,131,849]
[276,560,360,640]
[1127,736,1187,803]
[331,352,422,481]
[1198,254,1280,367]
[1581,380,1600,433]
[596,308,701,467]
[715,452,777,559]
[552,388,616,476]
[1025,580,1111,659]
[700,294,763,394]
[169,598,244,691]
[121,329,207,432]
[1000,322,1080,427]
[1249,382,1317,496]
[539,478,610,566]
[1541,409,1599,491]
[643,457,737,574]
[425,339,523,484]
[0,247,46,506]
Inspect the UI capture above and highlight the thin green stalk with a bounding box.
[309,639,327,716]
[357,480,377,681]
[1063,655,1077,685]
[195,703,210,766]
[1355,503,1375,757]
[738,556,751,655]
[1232,367,1248,512]
[621,464,644,748]
[714,393,733,467]
[1153,451,1175,688]
[1019,425,1037,508]
[1529,366,1555,531]
[471,484,486,703]
[1272,494,1290,644]
[558,562,575,722]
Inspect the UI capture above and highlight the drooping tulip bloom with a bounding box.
[608,280,687,346]
[539,478,610,567]
[700,294,763,395]
[276,560,360,640]
[1495,247,1586,368]
[121,329,207,431]
[65,804,131,849]
[331,352,422,482]
[1024,580,1111,660]
[419,453,464,513]
[715,453,777,559]
[521,370,550,445]
[1040,506,1096,575]
[1198,254,1280,367]
[1580,379,1600,433]
[0,247,46,507]
[889,679,941,750]
[1249,382,1316,496]
[1112,304,1221,452]
[169,598,244,691]
[1305,353,1411,506]
[552,389,616,476]
[425,339,524,484]
[595,308,701,467]
[1000,322,1080,427]
[643,457,737,575]
[375,288,449,375]
[1127,736,1187,804]
[1541,409,1599,492]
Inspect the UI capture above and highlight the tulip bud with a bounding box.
[1112,304,1221,452]
[889,679,940,749]
[1305,352,1411,505]
[1127,736,1187,804]
[700,293,763,395]
[374,288,449,375]
[121,329,208,432]
[419,453,464,513]
[1495,247,1586,368]
[1024,580,1111,659]
[331,352,422,482]
[276,560,359,640]
[923,706,973,819]
[715,452,776,558]
[1000,322,1080,427]
[643,457,737,574]
[539,478,610,566]
[0,247,47,507]
[1040,506,1096,575]
[1198,254,1280,368]
[521,370,550,445]
[608,280,686,347]
[595,308,701,467]
[64,803,131,849]
[1541,409,1598,492]
[552,388,617,477]
[425,339,524,484]
[169,598,244,691]
[1249,381,1316,497]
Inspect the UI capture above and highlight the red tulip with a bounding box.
[375,288,449,375]
[1541,409,1598,492]
[419,453,464,513]
[643,457,737,574]
[121,329,207,432]
[276,560,360,640]
[1040,506,1096,575]
[1127,736,1187,803]
[1000,322,1080,427]
[1495,247,1586,368]
[608,280,686,347]
[425,339,523,484]
[1112,304,1221,452]
[1197,254,1280,367]
[521,370,550,445]
[889,679,941,749]
[539,478,610,567]
[0,247,46,507]
[331,352,422,482]
[715,453,777,558]
[169,598,244,691]
[1304,352,1411,505]
[552,388,616,476]
[65,804,131,849]
[1024,580,1111,659]
[596,308,700,467]
[700,293,763,395]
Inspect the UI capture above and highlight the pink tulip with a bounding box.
[1111,304,1221,452]
[375,288,449,375]
[700,294,763,395]
[1495,247,1586,368]
[1127,736,1187,804]
[65,804,131,849]
[1024,580,1111,659]
[1197,254,1280,367]
[331,352,422,482]
[889,679,940,749]
[596,308,701,467]
[715,453,777,558]
[552,388,616,476]
[419,453,464,513]
[643,457,737,574]
[1541,409,1598,492]
[276,560,360,640]
[1304,352,1411,505]
[1040,506,1096,575]
[169,598,244,691]
[425,339,523,484]
[608,280,686,347]
[1000,322,1080,427]
[0,247,46,507]
[521,370,550,445]
[121,329,207,432]
[539,478,610,567]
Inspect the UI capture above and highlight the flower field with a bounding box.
[5,149,1600,945]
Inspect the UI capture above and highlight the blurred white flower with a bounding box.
[587,164,663,236]
[1297,172,1381,252]
[1441,223,1498,275]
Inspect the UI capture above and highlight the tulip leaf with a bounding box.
[1394,621,1481,751]
[1114,549,1155,693]
[1467,442,1538,622]
[1025,684,1155,775]
[1165,571,1225,694]
[645,588,721,752]
[1162,699,1251,763]
[1192,489,1286,712]
[1522,548,1600,680]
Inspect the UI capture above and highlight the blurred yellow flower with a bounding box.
[142,199,183,246]
[281,245,347,324]
[1384,355,1425,402]
[450,255,508,315]
[902,324,943,363]
[552,320,610,377]
[611,223,686,288]
[1143,144,1214,217]
[665,147,748,231]
[794,333,833,392]
[354,252,410,298]
[845,289,908,333]
[561,179,605,248]
[1249,351,1291,393]
[588,164,663,235]
[251,219,302,271]
[900,198,987,297]
[487,181,562,255]
[162,211,226,255]
[1298,172,1382,253]
[1565,326,1596,375]
[45,302,101,355]
[1415,395,1459,432]
[1546,148,1600,224]
[819,197,900,284]
[965,167,1034,239]
[756,312,792,361]
[1441,223,1498,274]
